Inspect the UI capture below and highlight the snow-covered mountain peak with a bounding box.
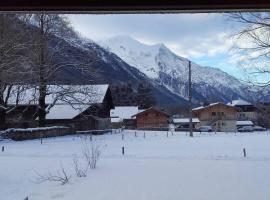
[98,35,256,102]
[99,35,166,79]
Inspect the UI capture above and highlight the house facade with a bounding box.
[192,102,237,132]
[132,107,170,130]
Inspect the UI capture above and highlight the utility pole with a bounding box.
[189,60,193,137]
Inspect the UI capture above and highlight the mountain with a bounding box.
[44,34,190,109]
[16,19,258,111]
[98,35,257,105]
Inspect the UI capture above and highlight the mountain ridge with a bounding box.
[98,35,257,104]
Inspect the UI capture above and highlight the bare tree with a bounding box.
[27,14,100,127]
[227,12,270,126]
[26,14,72,127]
[227,12,270,88]
[0,14,31,129]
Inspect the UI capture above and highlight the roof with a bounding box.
[236,121,254,126]
[110,106,139,119]
[132,107,170,117]
[111,117,123,123]
[173,118,200,123]
[192,102,235,112]
[46,104,90,119]
[192,106,204,111]
[6,84,109,105]
[227,99,252,106]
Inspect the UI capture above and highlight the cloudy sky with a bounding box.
[68,13,246,80]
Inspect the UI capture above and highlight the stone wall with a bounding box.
[1,126,71,141]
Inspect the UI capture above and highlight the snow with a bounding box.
[237,121,254,126]
[110,106,140,122]
[46,104,90,119]
[99,36,162,79]
[110,117,123,123]
[1,131,270,200]
[173,118,200,123]
[228,99,252,106]
[192,106,204,111]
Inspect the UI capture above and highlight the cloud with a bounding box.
[68,13,234,59]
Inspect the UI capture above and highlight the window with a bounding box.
[212,112,216,116]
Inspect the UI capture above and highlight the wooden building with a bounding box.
[5,84,113,130]
[192,102,237,132]
[132,107,170,130]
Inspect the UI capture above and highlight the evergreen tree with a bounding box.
[136,83,156,109]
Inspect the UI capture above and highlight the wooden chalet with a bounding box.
[132,107,170,130]
[192,102,237,132]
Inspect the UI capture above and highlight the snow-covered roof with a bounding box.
[6,85,109,105]
[173,118,200,123]
[236,121,254,126]
[111,117,123,123]
[46,104,90,119]
[227,99,252,106]
[110,106,145,122]
[110,106,139,119]
[209,102,220,106]
[192,102,235,112]
[192,106,204,111]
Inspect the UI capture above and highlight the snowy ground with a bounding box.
[1,130,270,200]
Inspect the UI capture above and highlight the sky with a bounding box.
[68,13,249,80]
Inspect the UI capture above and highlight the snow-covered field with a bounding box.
[1,130,270,200]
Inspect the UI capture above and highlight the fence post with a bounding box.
[40,138,42,144]
[2,146,4,152]
[167,131,168,137]
[144,132,145,138]
[243,148,246,157]
[135,131,137,137]
[122,146,125,155]
[90,135,92,142]
[122,134,124,140]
